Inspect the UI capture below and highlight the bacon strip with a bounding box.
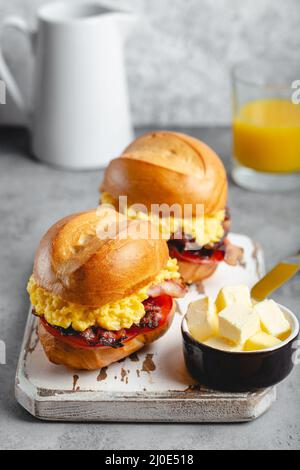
[224,240,244,266]
[147,279,187,298]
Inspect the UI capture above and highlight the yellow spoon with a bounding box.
[251,252,300,302]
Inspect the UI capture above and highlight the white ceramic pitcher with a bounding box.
[0,2,136,169]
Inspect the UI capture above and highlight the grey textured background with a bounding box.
[0,0,300,126]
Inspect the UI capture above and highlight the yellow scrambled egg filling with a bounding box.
[101,192,225,247]
[27,258,179,332]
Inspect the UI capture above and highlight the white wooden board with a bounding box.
[16,233,276,422]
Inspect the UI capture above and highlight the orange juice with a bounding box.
[233,99,300,173]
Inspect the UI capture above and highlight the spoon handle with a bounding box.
[251,253,300,302]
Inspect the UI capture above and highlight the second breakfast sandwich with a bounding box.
[100,131,240,284]
[27,207,186,370]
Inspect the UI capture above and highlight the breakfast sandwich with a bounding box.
[27,207,186,370]
[100,131,241,284]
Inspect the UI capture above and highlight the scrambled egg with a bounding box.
[101,192,225,247]
[27,258,180,332]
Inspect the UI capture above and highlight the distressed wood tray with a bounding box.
[16,233,276,422]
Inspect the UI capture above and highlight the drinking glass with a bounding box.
[232,60,300,191]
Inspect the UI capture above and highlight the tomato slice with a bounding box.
[169,244,225,265]
[40,294,173,350]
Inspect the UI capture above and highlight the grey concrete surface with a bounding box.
[0,126,300,450]
[0,0,300,126]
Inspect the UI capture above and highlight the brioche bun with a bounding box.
[33,207,168,307]
[32,208,176,370]
[101,131,227,216]
[38,301,175,370]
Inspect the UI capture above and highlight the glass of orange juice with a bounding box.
[232,60,300,191]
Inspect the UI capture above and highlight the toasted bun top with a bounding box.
[101,131,227,215]
[33,207,169,307]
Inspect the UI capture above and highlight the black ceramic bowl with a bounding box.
[182,304,299,392]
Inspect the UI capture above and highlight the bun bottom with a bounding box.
[38,301,175,370]
[177,260,218,284]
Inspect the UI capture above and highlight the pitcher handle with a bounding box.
[0,16,36,126]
